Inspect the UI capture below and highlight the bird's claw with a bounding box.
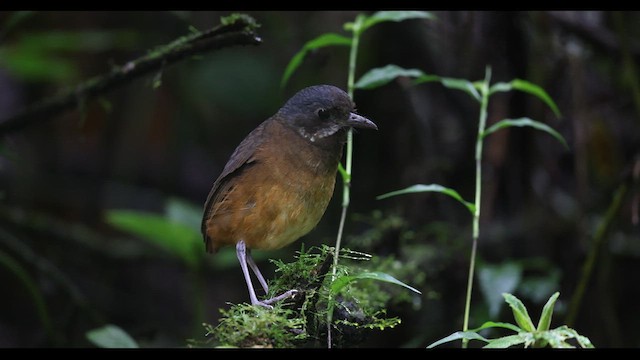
[253,289,299,309]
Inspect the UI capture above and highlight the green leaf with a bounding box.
[441,77,482,101]
[377,184,475,214]
[484,334,530,348]
[537,291,560,332]
[478,262,523,318]
[280,33,351,88]
[355,64,425,90]
[472,321,523,333]
[489,81,513,93]
[503,293,536,332]
[105,210,202,268]
[86,325,139,348]
[331,271,421,295]
[482,117,569,149]
[360,11,435,33]
[508,79,562,118]
[427,331,490,348]
[413,75,482,102]
[337,162,350,183]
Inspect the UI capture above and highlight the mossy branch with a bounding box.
[0,14,261,135]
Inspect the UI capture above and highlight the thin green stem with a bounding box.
[462,66,492,348]
[327,14,364,349]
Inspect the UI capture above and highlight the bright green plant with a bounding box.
[281,10,433,347]
[427,292,593,348]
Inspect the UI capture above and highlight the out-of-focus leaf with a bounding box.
[355,64,425,90]
[478,262,523,318]
[280,33,351,88]
[482,117,569,149]
[503,293,536,332]
[358,11,435,33]
[427,331,490,348]
[0,30,138,82]
[413,75,482,101]
[165,197,203,233]
[490,79,561,118]
[86,325,138,348]
[377,184,475,214]
[537,292,560,332]
[105,210,202,268]
[330,271,421,295]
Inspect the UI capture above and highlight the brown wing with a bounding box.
[200,120,269,250]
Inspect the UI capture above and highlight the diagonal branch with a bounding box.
[0,14,262,135]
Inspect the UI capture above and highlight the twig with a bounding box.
[0,14,262,135]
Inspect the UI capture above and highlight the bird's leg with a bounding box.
[236,240,267,307]
[246,249,269,294]
[236,240,298,308]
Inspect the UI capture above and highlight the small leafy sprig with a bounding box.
[427,292,594,348]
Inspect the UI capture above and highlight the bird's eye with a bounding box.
[316,108,330,121]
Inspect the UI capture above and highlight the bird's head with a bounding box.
[277,85,377,143]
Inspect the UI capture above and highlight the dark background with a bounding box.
[0,11,638,348]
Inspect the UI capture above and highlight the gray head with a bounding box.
[277,85,377,143]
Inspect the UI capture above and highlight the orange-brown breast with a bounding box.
[203,120,341,252]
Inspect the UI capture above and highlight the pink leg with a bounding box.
[236,240,298,308]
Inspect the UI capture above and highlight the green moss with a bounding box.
[199,245,415,348]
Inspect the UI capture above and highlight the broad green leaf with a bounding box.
[427,331,490,348]
[484,334,529,348]
[478,262,523,318]
[377,184,475,214]
[359,11,435,33]
[331,271,421,295]
[510,79,561,118]
[355,64,425,90]
[105,210,202,268]
[482,117,569,149]
[86,325,139,348]
[503,293,536,332]
[280,33,351,88]
[537,291,560,332]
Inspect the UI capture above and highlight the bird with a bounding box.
[201,84,377,308]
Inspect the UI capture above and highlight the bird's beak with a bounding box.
[347,112,378,130]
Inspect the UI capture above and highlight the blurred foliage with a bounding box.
[0,29,138,82]
[105,198,203,269]
[86,324,139,348]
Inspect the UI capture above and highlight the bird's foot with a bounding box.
[252,289,299,309]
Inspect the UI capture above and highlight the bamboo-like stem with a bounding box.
[462,66,491,348]
[327,14,365,349]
